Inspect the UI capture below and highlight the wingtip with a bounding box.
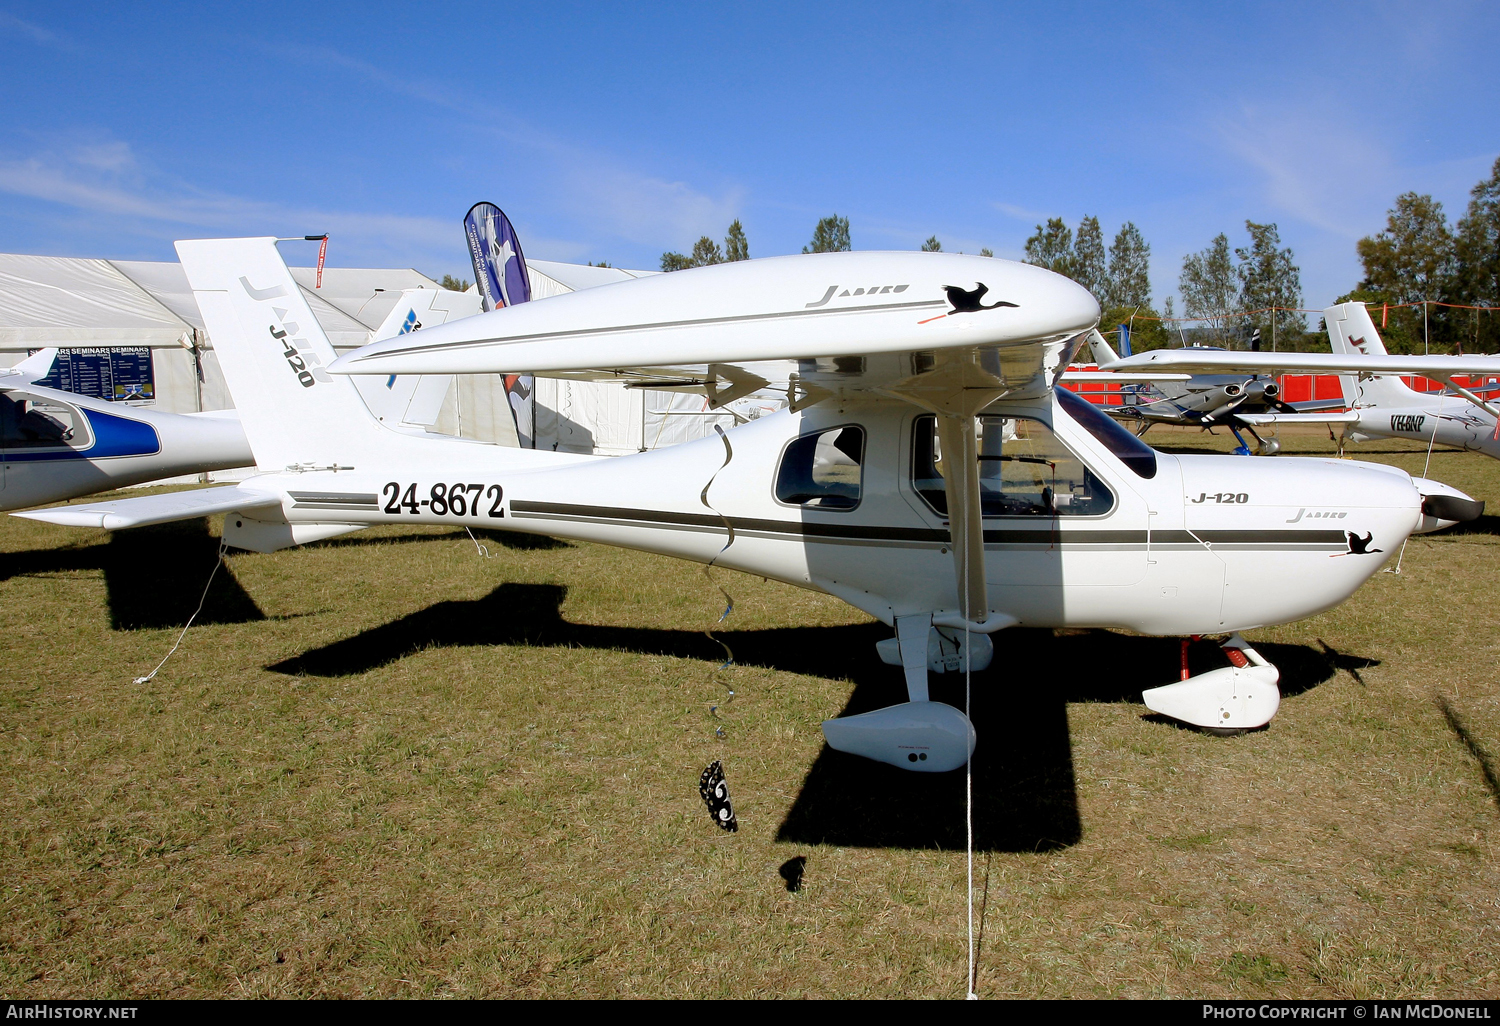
[10,510,108,528]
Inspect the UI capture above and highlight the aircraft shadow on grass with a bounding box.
[0,523,565,632]
[0,518,264,629]
[267,581,1377,853]
[1435,513,1500,538]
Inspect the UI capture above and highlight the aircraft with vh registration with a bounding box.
[1229,301,1500,476]
[1093,301,1500,531]
[17,237,1482,773]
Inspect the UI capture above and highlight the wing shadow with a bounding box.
[267,581,885,678]
[104,519,265,629]
[0,518,265,629]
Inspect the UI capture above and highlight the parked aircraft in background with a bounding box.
[0,348,252,512]
[0,281,478,514]
[1083,333,1341,456]
[350,286,472,433]
[1232,302,1500,470]
[17,240,1493,771]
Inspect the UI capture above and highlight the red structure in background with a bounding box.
[1062,368,1500,408]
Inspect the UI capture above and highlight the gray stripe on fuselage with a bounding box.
[289,491,379,511]
[509,500,1350,550]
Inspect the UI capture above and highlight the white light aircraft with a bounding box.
[15,239,1472,771]
[1095,301,1500,530]
[1081,334,1339,457]
[0,348,253,512]
[1237,302,1500,477]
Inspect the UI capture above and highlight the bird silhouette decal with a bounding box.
[942,282,1018,314]
[1345,531,1381,555]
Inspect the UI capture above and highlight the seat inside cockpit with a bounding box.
[911,413,1114,518]
[0,392,88,450]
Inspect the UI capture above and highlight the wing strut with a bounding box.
[1435,377,1500,420]
[882,366,1019,633]
[934,412,988,625]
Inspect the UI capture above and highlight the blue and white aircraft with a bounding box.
[0,349,252,512]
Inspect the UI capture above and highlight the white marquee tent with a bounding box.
[0,252,768,457]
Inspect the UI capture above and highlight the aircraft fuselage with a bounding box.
[239,395,1421,637]
[1348,401,1500,459]
[1,391,252,512]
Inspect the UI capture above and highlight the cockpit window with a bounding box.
[776,425,864,510]
[0,392,89,450]
[1055,387,1158,479]
[912,414,1114,517]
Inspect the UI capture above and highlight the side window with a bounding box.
[0,392,91,450]
[776,425,864,510]
[911,414,1114,517]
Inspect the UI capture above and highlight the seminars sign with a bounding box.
[32,347,155,404]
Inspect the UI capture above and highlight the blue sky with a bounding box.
[0,2,1495,314]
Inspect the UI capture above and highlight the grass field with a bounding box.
[1,426,1498,999]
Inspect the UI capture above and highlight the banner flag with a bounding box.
[463,203,534,446]
[304,235,329,288]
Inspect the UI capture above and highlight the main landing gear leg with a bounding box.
[820,613,978,773]
[1142,634,1281,733]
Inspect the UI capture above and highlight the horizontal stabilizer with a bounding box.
[12,485,279,530]
[1060,371,1191,382]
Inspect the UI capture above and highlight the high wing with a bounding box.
[1099,345,1500,379]
[13,484,278,530]
[1058,371,1191,383]
[1236,411,1360,426]
[331,249,1100,632]
[328,252,1101,409]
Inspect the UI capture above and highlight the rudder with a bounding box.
[177,237,389,469]
[1323,301,1422,408]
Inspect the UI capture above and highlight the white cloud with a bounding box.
[265,40,743,253]
[0,136,460,266]
[991,201,1050,224]
[71,139,136,173]
[0,11,66,47]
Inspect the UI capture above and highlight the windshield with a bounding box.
[1055,388,1158,479]
[912,414,1114,518]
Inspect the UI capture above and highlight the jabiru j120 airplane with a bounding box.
[17,238,1492,772]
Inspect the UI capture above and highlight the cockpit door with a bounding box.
[907,408,1151,588]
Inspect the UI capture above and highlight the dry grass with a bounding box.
[0,425,1497,998]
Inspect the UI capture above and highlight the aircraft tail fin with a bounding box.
[176,237,390,468]
[1087,328,1122,367]
[353,287,478,428]
[1323,302,1423,408]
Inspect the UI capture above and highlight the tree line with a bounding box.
[660,220,750,271]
